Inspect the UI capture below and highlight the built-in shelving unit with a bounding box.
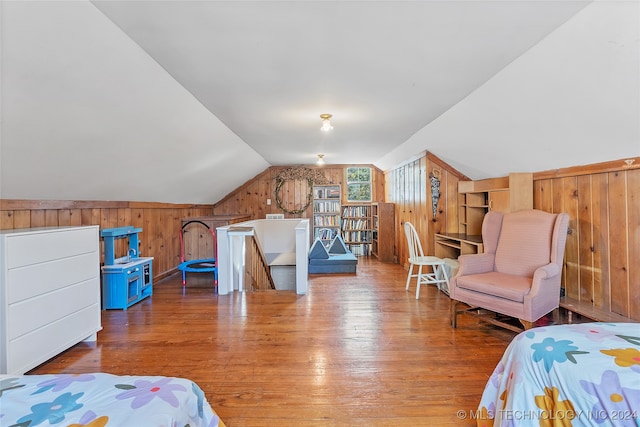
[458,173,533,235]
[341,204,372,256]
[437,172,533,259]
[434,233,484,259]
[371,202,395,262]
[313,185,342,246]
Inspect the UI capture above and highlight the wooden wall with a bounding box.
[3,156,637,321]
[0,164,384,278]
[0,200,214,280]
[212,165,386,218]
[533,158,640,320]
[385,153,640,321]
[384,152,468,270]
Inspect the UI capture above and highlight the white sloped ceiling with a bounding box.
[0,1,268,204]
[377,0,640,176]
[0,1,638,204]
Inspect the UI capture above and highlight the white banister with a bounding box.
[216,219,310,295]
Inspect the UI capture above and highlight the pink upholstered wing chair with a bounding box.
[450,209,570,332]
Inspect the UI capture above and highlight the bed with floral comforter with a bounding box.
[477,322,640,427]
[0,372,225,427]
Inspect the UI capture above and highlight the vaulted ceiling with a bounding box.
[1,1,638,204]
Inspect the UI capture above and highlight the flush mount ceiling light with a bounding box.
[316,154,325,166]
[320,114,333,132]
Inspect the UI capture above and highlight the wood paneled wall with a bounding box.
[385,153,640,321]
[3,157,637,321]
[212,165,386,217]
[533,158,640,320]
[0,200,214,280]
[0,164,384,278]
[385,152,468,270]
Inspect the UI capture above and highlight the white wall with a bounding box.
[376,0,640,177]
[0,1,269,203]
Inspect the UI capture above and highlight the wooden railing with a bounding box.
[243,232,276,291]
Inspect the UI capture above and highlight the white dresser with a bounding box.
[0,226,102,374]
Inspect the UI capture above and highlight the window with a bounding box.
[346,167,372,202]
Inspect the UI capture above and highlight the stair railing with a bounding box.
[227,226,275,291]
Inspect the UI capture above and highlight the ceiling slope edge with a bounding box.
[373,0,596,175]
[2,1,268,204]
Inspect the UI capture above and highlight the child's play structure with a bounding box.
[308,234,358,274]
[178,220,218,288]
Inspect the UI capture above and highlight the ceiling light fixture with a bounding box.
[320,114,333,132]
[316,154,325,166]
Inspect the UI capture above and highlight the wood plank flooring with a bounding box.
[30,258,524,426]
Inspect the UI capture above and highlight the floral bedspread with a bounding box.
[477,322,640,427]
[0,372,225,427]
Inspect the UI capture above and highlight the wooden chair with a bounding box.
[450,209,569,332]
[404,222,449,299]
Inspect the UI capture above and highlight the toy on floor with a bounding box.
[308,234,357,274]
[178,220,217,289]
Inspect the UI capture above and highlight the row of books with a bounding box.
[342,206,370,217]
[344,231,372,242]
[314,217,341,226]
[342,219,369,230]
[347,243,371,256]
[313,201,341,213]
[315,228,339,240]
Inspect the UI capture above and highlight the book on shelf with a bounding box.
[327,188,340,198]
[314,201,341,213]
[345,230,372,243]
[342,205,370,217]
[348,243,370,256]
[315,228,338,241]
[315,186,340,199]
[314,216,340,226]
[341,219,368,230]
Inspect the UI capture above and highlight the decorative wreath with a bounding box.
[274,167,329,215]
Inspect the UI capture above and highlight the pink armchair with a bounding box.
[450,209,570,332]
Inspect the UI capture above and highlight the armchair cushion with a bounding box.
[456,253,496,276]
[494,210,556,277]
[456,272,533,303]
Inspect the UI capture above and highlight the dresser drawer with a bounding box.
[7,252,99,304]
[8,278,100,340]
[0,226,101,375]
[6,227,97,269]
[6,304,101,374]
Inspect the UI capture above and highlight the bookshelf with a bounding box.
[341,204,372,256]
[313,185,342,247]
[371,202,395,262]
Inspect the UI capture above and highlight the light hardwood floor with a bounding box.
[31,258,527,426]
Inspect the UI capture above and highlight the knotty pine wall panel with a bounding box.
[212,165,385,220]
[629,171,640,319]
[0,200,214,280]
[591,173,611,314]
[608,171,630,317]
[385,152,467,270]
[533,159,640,320]
[386,155,638,321]
[577,175,595,308]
